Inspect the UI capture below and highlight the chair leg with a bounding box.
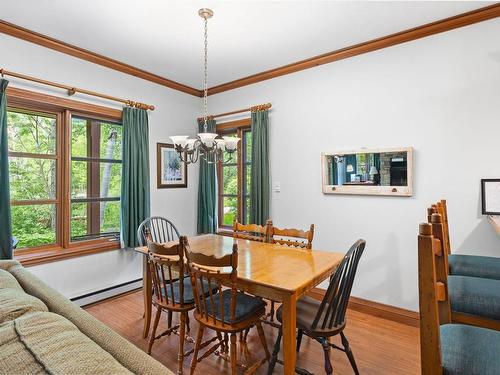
[230,333,237,375]
[270,301,275,322]
[147,306,162,355]
[321,338,333,375]
[256,321,270,360]
[185,311,191,333]
[190,325,205,375]
[296,329,304,352]
[168,311,173,330]
[267,327,282,375]
[340,332,359,375]
[177,312,186,375]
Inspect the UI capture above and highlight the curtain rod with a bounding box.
[197,103,271,120]
[0,68,155,110]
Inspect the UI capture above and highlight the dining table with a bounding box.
[135,234,344,375]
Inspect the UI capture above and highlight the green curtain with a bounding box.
[197,119,218,234]
[121,107,150,248]
[0,79,12,260]
[250,110,270,225]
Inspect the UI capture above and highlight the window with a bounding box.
[217,119,252,229]
[6,90,122,263]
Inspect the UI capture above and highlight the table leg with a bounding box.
[281,293,297,375]
[142,253,152,339]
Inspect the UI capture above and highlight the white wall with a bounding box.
[209,19,500,311]
[0,34,200,299]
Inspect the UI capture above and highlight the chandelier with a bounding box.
[170,8,240,165]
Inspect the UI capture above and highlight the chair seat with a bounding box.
[449,275,500,321]
[449,254,500,280]
[205,289,266,324]
[276,295,321,331]
[161,278,216,305]
[441,324,500,375]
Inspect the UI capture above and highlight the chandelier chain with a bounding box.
[203,16,208,132]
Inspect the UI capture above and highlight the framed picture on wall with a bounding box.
[157,143,187,188]
[481,179,500,215]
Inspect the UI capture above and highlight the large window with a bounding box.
[217,120,252,229]
[6,92,122,262]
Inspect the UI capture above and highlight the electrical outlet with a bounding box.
[274,182,281,193]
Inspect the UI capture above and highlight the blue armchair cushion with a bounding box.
[441,324,500,375]
[449,254,500,280]
[204,289,266,324]
[448,275,500,320]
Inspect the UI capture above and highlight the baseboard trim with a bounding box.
[71,278,142,307]
[309,287,419,327]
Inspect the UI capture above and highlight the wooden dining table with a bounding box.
[135,234,344,375]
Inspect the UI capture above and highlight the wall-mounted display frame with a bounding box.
[481,179,500,215]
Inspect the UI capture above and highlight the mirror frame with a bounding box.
[321,147,413,197]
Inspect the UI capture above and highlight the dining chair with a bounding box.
[268,220,315,249]
[418,221,500,375]
[137,216,180,246]
[147,240,198,375]
[427,206,500,331]
[233,220,271,242]
[267,239,366,375]
[185,240,270,375]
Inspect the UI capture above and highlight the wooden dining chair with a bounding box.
[268,220,315,249]
[418,220,500,375]
[137,216,180,246]
[233,220,271,242]
[268,239,366,375]
[426,205,500,331]
[185,240,270,375]
[147,239,197,375]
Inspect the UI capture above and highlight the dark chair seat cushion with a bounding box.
[205,289,266,324]
[276,295,320,330]
[449,254,500,280]
[448,275,500,321]
[161,278,216,305]
[441,324,500,375]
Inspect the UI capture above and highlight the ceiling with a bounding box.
[1,1,493,89]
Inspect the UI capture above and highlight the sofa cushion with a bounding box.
[441,323,500,375]
[0,288,48,323]
[448,275,500,320]
[0,269,22,290]
[0,311,132,375]
[449,254,500,280]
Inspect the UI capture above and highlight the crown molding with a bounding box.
[1,3,499,98]
[0,19,203,97]
[207,3,500,95]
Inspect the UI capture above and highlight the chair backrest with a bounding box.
[184,239,239,327]
[148,239,187,307]
[418,215,452,375]
[233,220,270,242]
[268,220,315,249]
[137,216,180,246]
[311,239,365,332]
[427,200,451,254]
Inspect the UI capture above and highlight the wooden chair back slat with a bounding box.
[418,219,452,375]
[137,217,180,246]
[148,240,186,308]
[233,221,270,242]
[185,241,239,327]
[311,239,365,331]
[268,220,315,249]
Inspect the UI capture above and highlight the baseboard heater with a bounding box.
[70,278,143,307]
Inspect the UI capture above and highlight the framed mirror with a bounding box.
[321,147,413,196]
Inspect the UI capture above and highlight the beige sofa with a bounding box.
[0,260,173,374]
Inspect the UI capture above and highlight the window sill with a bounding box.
[217,229,234,238]
[15,241,121,267]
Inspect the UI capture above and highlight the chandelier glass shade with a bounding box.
[170,8,240,165]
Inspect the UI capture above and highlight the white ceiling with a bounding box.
[1,1,493,88]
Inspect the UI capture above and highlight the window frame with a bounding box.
[216,118,252,231]
[7,87,123,266]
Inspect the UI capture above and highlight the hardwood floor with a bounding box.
[85,290,420,374]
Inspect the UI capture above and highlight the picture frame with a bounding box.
[481,179,500,215]
[157,143,187,188]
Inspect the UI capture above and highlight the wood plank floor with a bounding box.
[85,291,420,374]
